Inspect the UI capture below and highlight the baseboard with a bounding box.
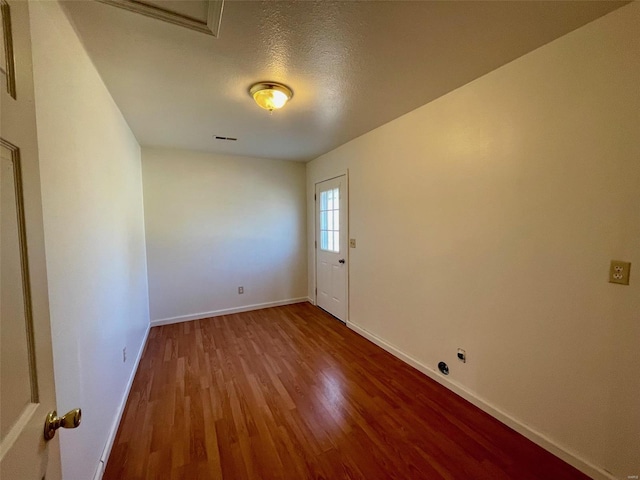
[150,297,310,327]
[346,321,616,480]
[93,324,151,480]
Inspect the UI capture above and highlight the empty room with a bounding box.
[1,1,638,479]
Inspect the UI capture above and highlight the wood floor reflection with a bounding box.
[104,302,589,480]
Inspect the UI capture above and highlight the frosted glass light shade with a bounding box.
[249,82,293,111]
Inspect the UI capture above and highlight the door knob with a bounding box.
[338,259,345,264]
[44,408,81,440]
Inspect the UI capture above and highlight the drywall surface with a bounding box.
[307,4,640,479]
[29,2,150,479]
[143,147,307,323]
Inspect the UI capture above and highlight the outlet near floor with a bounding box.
[238,286,244,294]
[457,348,466,363]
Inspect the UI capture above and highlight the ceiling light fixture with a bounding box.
[249,82,293,112]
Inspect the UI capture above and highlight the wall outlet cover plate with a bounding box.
[609,260,631,285]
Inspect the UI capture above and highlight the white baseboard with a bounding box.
[93,324,151,480]
[346,321,616,480]
[150,297,310,327]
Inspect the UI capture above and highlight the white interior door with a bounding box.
[315,175,348,321]
[1,2,62,479]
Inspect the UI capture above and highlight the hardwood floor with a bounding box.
[104,303,589,480]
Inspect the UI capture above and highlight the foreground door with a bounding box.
[1,2,60,478]
[315,175,348,321]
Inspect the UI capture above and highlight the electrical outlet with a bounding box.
[122,347,127,363]
[457,348,466,363]
[609,261,631,285]
[238,286,244,294]
[349,238,356,248]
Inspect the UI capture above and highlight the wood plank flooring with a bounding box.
[104,303,590,480]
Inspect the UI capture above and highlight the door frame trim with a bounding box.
[313,170,349,323]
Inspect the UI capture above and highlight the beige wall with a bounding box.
[307,4,640,479]
[143,147,307,324]
[29,2,150,479]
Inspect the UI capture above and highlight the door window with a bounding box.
[319,187,339,253]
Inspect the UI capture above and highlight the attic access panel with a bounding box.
[96,0,224,36]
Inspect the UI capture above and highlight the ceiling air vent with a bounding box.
[214,136,237,141]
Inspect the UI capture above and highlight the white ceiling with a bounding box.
[62,0,627,162]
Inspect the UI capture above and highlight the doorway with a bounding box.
[315,175,348,322]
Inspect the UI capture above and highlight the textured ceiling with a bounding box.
[62,1,627,161]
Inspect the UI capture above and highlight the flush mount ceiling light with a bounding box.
[249,82,293,112]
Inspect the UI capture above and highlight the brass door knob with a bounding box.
[44,408,81,441]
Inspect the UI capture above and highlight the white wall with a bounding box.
[307,4,640,479]
[143,147,307,324]
[29,2,150,479]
